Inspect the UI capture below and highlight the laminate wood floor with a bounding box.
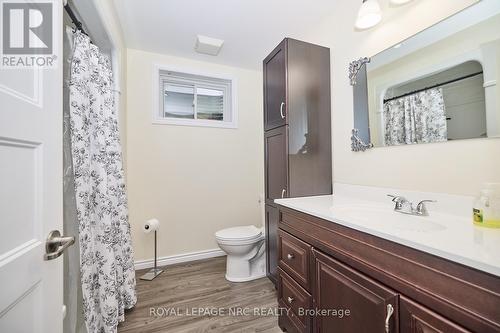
[118,257,282,333]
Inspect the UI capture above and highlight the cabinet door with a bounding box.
[313,250,399,333]
[400,297,471,333]
[263,39,287,131]
[265,204,279,285]
[264,126,288,205]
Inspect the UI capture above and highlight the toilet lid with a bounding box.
[215,226,263,241]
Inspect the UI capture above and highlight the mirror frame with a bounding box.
[349,58,374,152]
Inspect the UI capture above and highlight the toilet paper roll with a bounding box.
[143,219,160,234]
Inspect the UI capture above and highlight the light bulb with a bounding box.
[355,0,382,30]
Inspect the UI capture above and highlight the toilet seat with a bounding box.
[215,226,263,242]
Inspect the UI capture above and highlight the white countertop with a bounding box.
[275,183,500,278]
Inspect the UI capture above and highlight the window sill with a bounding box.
[152,118,238,129]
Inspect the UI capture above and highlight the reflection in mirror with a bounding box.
[353,1,500,148]
[380,61,485,145]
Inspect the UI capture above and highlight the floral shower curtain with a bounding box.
[383,87,448,146]
[69,31,137,333]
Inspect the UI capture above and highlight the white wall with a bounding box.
[126,49,263,261]
[300,0,500,196]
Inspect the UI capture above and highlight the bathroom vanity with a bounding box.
[274,186,500,333]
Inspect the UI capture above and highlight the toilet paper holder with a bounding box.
[140,220,164,281]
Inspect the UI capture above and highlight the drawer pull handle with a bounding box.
[280,102,286,119]
[287,296,294,304]
[287,253,294,260]
[385,304,394,333]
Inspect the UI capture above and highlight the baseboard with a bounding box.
[134,248,226,270]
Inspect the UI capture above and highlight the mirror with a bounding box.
[351,1,500,150]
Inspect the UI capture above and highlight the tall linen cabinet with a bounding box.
[263,38,332,285]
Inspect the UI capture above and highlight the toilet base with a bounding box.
[224,248,266,283]
[225,272,266,283]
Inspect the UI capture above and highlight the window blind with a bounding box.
[159,70,232,123]
[196,87,224,120]
[164,84,195,118]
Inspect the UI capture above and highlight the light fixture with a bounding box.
[390,0,414,4]
[195,35,224,56]
[355,0,382,30]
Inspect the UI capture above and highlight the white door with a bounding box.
[0,1,66,332]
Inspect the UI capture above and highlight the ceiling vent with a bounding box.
[195,35,224,56]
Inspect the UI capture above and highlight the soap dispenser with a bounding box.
[473,183,500,228]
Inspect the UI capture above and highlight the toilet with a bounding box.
[215,225,266,282]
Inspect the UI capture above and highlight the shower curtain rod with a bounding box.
[383,71,484,104]
[64,3,88,36]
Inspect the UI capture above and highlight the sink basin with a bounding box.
[332,204,447,233]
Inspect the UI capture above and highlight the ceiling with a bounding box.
[112,0,339,70]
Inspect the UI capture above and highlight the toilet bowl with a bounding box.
[215,225,266,282]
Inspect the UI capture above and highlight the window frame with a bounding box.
[153,64,238,129]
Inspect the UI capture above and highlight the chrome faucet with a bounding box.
[387,195,436,216]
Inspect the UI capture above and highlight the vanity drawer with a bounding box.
[278,267,312,333]
[278,229,311,289]
[278,305,307,333]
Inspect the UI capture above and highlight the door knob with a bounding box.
[44,230,75,260]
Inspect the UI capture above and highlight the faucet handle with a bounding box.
[387,194,408,210]
[415,200,437,216]
[387,194,404,201]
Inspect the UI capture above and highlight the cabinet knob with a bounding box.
[280,102,286,119]
[385,304,394,333]
[287,296,294,304]
[287,253,295,260]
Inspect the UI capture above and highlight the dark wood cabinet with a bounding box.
[264,126,288,205]
[400,297,470,333]
[265,204,279,285]
[286,39,332,199]
[276,206,500,333]
[264,39,287,131]
[263,38,332,287]
[313,250,398,333]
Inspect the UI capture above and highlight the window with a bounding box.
[154,68,236,128]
